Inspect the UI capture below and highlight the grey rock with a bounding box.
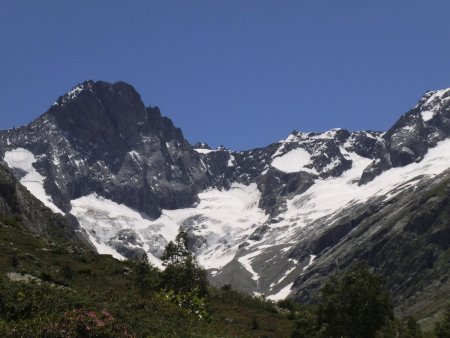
[1,80,450,321]
[0,81,209,218]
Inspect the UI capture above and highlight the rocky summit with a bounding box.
[1,80,449,318]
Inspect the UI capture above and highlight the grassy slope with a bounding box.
[0,220,294,337]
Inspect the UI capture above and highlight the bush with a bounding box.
[0,277,82,322]
[42,309,135,337]
[435,303,450,338]
[0,309,135,337]
[376,317,423,337]
[291,309,319,338]
[278,299,301,312]
[316,264,393,338]
[0,214,19,227]
[158,288,209,320]
[210,285,278,313]
[251,317,259,330]
[10,253,18,268]
[291,264,394,338]
[61,263,74,280]
[132,254,160,295]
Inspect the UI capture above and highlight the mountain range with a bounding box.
[1,80,449,322]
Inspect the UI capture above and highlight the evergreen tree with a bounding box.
[160,228,208,296]
[316,264,393,338]
[161,229,191,265]
[133,253,160,295]
[435,303,450,338]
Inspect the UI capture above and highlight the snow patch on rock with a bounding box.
[271,148,314,173]
[3,148,63,214]
[194,148,214,154]
[274,138,450,243]
[267,282,293,301]
[238,250,261,282]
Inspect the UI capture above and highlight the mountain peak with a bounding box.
[0,81,449,321]
[47,80,148,150]
[416,87,450,111]
[52,80,95,107]
[52,80,143,108]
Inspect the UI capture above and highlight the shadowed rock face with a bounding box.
[0,80,209,218]
[49,81,148,165]
[0,164,86,244]
[289,172,450,317]
[360,89,450,184]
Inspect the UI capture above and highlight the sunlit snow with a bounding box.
[274,138,450,243]
[421,110,435,122]
[420,88,450,122]
[3,148,63,214]
[7,133,450,287]
[271,148,314,173]
[194,148,213,154]
[71,183,267,268]
[267,282,293,301]
[238,250,261,282]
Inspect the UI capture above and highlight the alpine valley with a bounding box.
[1,80,449,323]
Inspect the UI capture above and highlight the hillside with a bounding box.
[0,163,295,336]
[0,80,449,327]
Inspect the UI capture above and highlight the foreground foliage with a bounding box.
[1,219,447,337]
[434,303,450,338]
[291,265,445,338]
[317,264,393,338]
[0,222,294,337]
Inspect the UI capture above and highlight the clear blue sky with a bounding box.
[1,1,449,150]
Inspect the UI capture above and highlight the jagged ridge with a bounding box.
[0,80,449,321]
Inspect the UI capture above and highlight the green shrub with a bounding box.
[291,309,319,338]
[0,309,135,338]
[376,317,423,337]
[61,263,74,280]
[0,214,19,227]
[0,278,83,322]
[43,309,135,337]
[158,287,209,320]
[291,264,394,338]
[435,303,450,338]
[78,268,92,275]
[317,264,393,338]
[251,317,259,330]
[132,254,160,295]
[10,253,18,269]
[278,298,301,312]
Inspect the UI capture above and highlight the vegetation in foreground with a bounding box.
[1,219,449,337]
[0,222,294,337]
[290,264,450,338]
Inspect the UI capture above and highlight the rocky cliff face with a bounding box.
[289,170,450,316]
[1,80,449,319]
[0,81,208,218]
[360,89,450,183]
[0,163,86,245]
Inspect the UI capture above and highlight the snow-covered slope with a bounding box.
[70,183,267,269]
[3,148,63,214]
[212,137,450,299]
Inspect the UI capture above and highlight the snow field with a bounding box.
[271,147,314,173]
[70,183,268,269]
[3,148,63,214]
